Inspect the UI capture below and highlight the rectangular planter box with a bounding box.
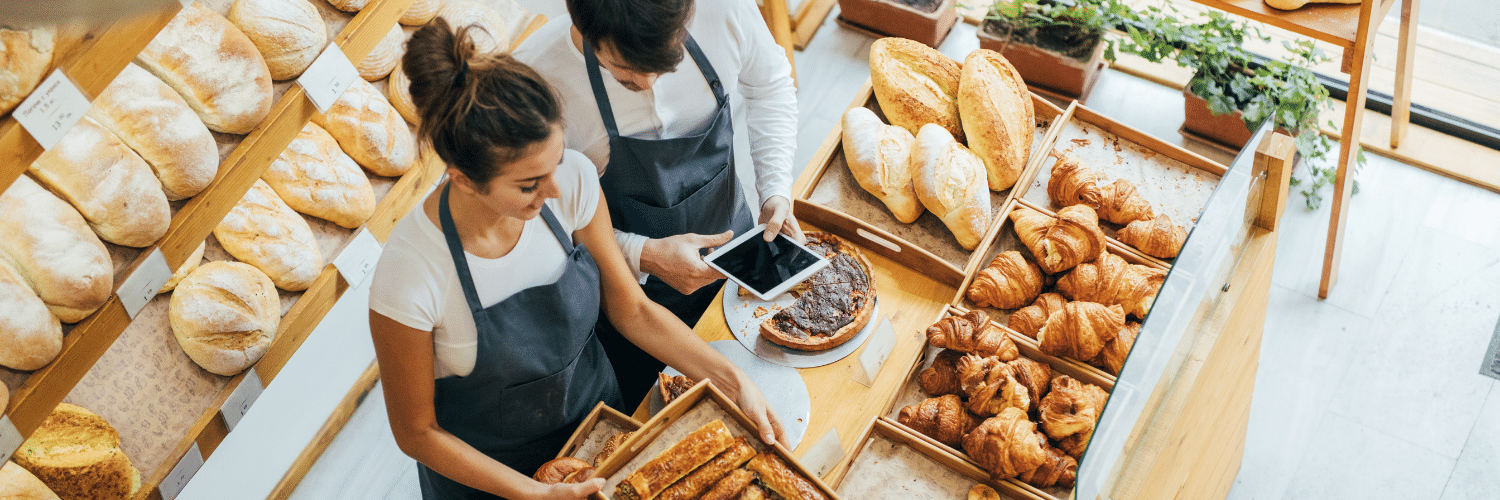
[977,21,1107,103]
[836,0,959,48]
[1182,87,1256,151]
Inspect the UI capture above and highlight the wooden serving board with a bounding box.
[829,417,1042,500]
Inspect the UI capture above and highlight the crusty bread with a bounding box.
[400,0,443,25]
[87,63,219,200]
[0,461,61,500]
[615,420,735,500]
[136,2,274,134]
[911,123,990,250]
[327,0,371,12]
[0,26,54,116]
[0,258,62,372]
[358,24,403,81]
[265,122,377,228]
[159,241,207,294]
[13,404,139,500]
[28,116,170,247]
[869,37,963,143]
[229,0,329,80]
[169,261,279,376]
[959,49,1035,191]
[388,58,418,124]
[0,176,112,323]
[311,78,416,177]
[214,179,323,291]
[842,106,922,223]
[438,0,516,55]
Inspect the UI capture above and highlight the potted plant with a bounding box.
[978,0,1131,101]
[838,0,960,48]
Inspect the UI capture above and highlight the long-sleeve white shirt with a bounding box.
[513,0,797,281]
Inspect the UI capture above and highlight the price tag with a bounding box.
[158,443,203,500]
[118,249,172,319]
[0,416,22,464]
[14,69,91,150]
[799,429,844,480]
[220,370,265,431]
[850,317,897,387]
[297,45,359,114]
[333,228,383,287]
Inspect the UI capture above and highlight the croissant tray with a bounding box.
[828,417,1044,500]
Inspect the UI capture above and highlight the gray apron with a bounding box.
[583,35,753,405]
[418,185,622,499]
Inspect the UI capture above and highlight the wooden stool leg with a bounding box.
[1391,0,1420,148]
[1320,41,1377,299]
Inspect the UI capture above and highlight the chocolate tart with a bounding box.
[759,232,877,351]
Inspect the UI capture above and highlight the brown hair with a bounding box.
[403,18,561,188]
[567,0,692,74]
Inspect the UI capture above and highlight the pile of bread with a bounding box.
[1045,154,1187,259]
[898,310,1109,489]
[843,38,1036,251]
[0,404,138,500]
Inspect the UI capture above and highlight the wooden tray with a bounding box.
[828,417,1041,500]
[557,402,643,465]
[795,79,1066,287]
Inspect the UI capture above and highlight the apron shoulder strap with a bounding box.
[438,184,486,313]
[538,204,574,252]
[581,42,621,137]
[682,35,727,105]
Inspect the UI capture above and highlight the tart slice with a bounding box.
[760,232,877,351]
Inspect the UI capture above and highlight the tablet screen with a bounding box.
[708,234,823,296]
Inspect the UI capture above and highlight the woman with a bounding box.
[368,20,784,499]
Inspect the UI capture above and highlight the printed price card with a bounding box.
[14,69,91,150]
[118,249,173,319]
[298,45,359,114]
[851,317,897,387]
[159,443,204,500]
[801,429,844,480]
[220,370,265,431]
[0,416,21,464]
[333,228,383,287]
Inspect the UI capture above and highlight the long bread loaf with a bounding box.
[656,437,757,500]
[0,176,112,323]
[615,420,735,500]
[28,116,170,247]
[744,453,827,500]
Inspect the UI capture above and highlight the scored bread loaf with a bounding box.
[136,2,274,134]
[388,59,418,124]
[959,49,1035,191]
[911,123,990,250]
[87,63,219,200]
[744,453,828,500]
[170,261,279,376]
[0,258,62,371]
[869,37,963,142]
[28,116,171,247]
[438,0,518,55]
[615,420,736,500]
[0,26,55,116]
[214,179,324,291]
[228,0,329,80]
[0,461,61,500]
[159,241,207,294]
[312,78,416,177]
[400,0,443,25]
[358,24,403,81]
[328,0,371,12]
[0,176,112,323]
[842,106,922,223]
[264,122,377,228]
[13,404,140,500]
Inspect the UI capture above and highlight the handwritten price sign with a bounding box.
[15,70,91,150]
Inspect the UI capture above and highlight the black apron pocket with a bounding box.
[496,337,617,441]
[616,163,737,238]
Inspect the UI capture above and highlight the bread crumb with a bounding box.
[754,306,769,318]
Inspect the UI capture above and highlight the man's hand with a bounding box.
[759,196,804,243]
[641,231,733,295]
[535,478,604,499]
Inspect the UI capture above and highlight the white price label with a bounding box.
[14,69,91,150]
[220,370,265,431]
[158,443,203,500]
[297,45,359,114]
[0,416,21,464]
[118,249,172,319]
[333,228,383,287]
[800,429,844,480]
[850,317,897,387]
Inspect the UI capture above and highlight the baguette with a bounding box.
[135,2,274,134]
[0,258,62,371]
[842,106,921,223]
[87,63,219,200]
[0,176,112,323]
[311,78,416,177]
[0,26,54,116]
[959,49,1035,191]
[228,0,328,80]
[263,122,377,228]
[700,469,756,500]
[656,438,757,500]
[29,116,171,247]
[214,179,323,291]
[743,453,827,500]
[911,123,990,250]
[615,420,736,500]
[869,37,963,142]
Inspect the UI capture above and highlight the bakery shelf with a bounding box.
[829,417,1039,500]
[1187,0,1397,49]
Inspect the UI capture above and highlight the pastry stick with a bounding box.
[743,453,829,500]
[615,420,736,500]
[700,469,757,500]
[656,438,758,500]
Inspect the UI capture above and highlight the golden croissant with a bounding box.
[966,251,1044,309]
[1117,214,1187,259]
[919,349,964,396]
[926,310,1018,360]
[1054,252,1165,318]
[898,394,980,448]
[956,353,1030,416]
[1010,205,1106,274]
[962,407,1048,478]
[1096,178,1154,225]
[1017,437,1078,488]
[1046,154,1102,209]
[1008,292,1068,339]
[1040,375,1110,458]
[1037,302,1124,362]
[1008,357,1053,414]
[1090,321,1139,376]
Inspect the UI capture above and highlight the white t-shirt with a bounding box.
[368,149,600,378]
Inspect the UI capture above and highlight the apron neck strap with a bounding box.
[438,183,570,313]
[582,33,723,137]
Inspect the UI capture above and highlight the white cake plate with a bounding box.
[650,340,811,450]
[720,281,879,369]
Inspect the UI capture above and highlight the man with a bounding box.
[514,0,799,404]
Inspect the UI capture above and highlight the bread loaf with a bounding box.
[438,0,517,55]
[959,49,1035,191]
[388,59,418,124]
[0,176,112,323]
[159,241,207,294]
[615,420,735,500]
[311,78,416,177]
[911,123,990,250]
[400,0,443,25]
[170,261,279,376]
[229,0,329,80]
[13,404,140,500]
[744,453,827,500]
[327,0,371,12]
[214,179,323,291]
[136,2,274,134]
[0,26,54,116]
[87,63,219,200]
[0,259,62,371]
[358,25,403,81]
[656,438,757,500]
[842,106,921,223]
[869,37,963,142]
[29,116,171,247]
[0,461,61,500]
[265,122,377,228]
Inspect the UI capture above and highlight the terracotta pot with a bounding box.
[1181,87,1256,150]
[977,20,1106,102]
[837,0,959,48]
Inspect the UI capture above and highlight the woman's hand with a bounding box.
[536,478,605,499]
[727,372,787,447]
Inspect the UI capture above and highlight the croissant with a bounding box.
[1090,321,1139,375]
[898,394,980,448]
[1096,178,1154,225]
[1037,302,1123,362]
[1046,154,1102,209]
[919,349,964,396]
[1010,205,1106,274]
[1008,357,1053,414]
[926,310,1018,360]
[966,251,1044,309]
[1018,436,1078,488]
[1117,214,1187,259]
[962,407,1047,478]
[1008,293,1068,339]
[956,353,1030,416]
[1040,375,1110,458]
[1054,252,1165,318]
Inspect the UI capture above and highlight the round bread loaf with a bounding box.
[0,259,63,371]
[388,58,418,124]
[28,116,171,248]
[358,24,403,81]
[87,63,219,200]
[229,0,329,80]
[311,78,416,177]
[214,180,323,291]
[170,261,279,376]
[0,176,113,323]
[0,461,61,500]
[869,37,963,143]
[0,26,54,116]
[159,241,207,294]
[13,404,139,500]
[136,2,274,134]
[438,0,514,55]
[328,0,371,12]
[400,0,442,25]
[265,122,377,228]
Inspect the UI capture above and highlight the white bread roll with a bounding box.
[214,179,323,291]
[13,404,140,500]
[401,0,443,25]
[0,176,112,323]
[911,123,990,250]
[265,122,377,228]
[311,78,415,177]
[328,0,371,12]
[87,63,219,200]
[0,26,54,116]
[959,49,1035,192]
[136,2,274,134]
[28,116,171,248]
[229,0,329,80]
[158,241,207,294]
[169,261,279,376]
[0,461,62,500]
[0,259,62,371]
[842,106,921,223]
[357,24,403,81]
[388,58,418,124]
[438,0,516,55]
[870,37,963,143]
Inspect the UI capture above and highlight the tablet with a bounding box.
[704,225,829,301]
